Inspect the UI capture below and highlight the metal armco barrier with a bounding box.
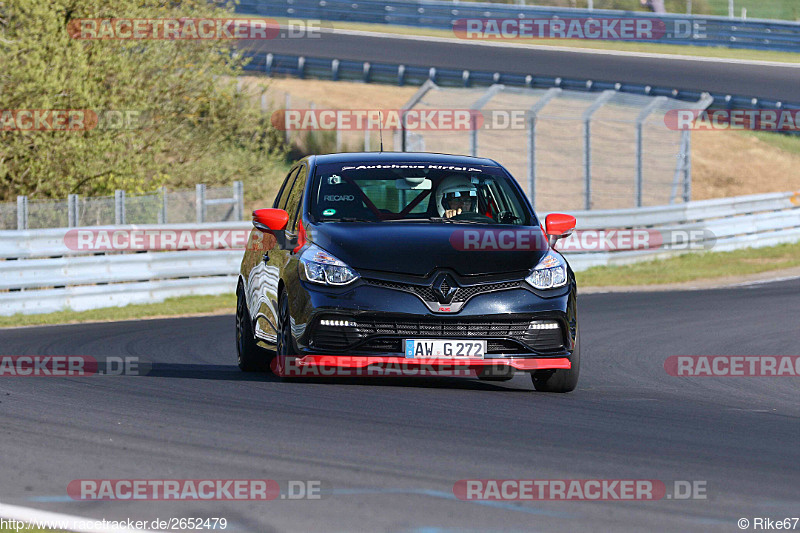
[237,0,800,52]
[251,53,799,111]
[547,190,800,269]
[1,192,799,316]
[0,222,249,316]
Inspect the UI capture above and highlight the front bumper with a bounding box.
[279,354,571,377]
[290,274,578,360]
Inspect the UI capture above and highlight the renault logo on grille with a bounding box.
[432,274,458,304]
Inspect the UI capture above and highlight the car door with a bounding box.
[246,165,300,346]
[270,163,309,304]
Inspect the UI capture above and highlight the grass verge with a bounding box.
[277,18,800,64]
[0,294,236,329]
[576,241,800,286]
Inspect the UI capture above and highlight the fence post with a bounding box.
[68,194,79,227]
[284,92,291,145]
[159,186,168,224]
[527,88,561,211]
[265,52,273,76]
[635,96,666,208]
[233,181,244,221]
[527,117,536,210]
[115,190,126,225]
[196,184,206,223]
[16,195,28,230]
[683,130,692,203]
[581,91,615,211]
[468,84,503,158]
[470,120,478,157]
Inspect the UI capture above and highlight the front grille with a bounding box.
[522,327,565,351]
[361,338,529,355]
[310,316,567,354]
[365,278,521,304]
[452,281,521,302]
[355,317,531,337]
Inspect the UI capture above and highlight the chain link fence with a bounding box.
[396,82,712,211]
[1,183,244,230]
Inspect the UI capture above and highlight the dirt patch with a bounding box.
[241,76,419,110]
[692,130,800,200]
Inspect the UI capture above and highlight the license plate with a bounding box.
[405,339,486,359]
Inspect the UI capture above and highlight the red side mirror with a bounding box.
[545,213,576,240]
[253,208,289,232]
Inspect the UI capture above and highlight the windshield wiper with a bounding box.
[427,217,494,224]
[323,217,379,222]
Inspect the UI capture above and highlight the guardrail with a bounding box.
[0,222,249,316]
[249,53,799,111]
[548,190,800,269]
[1,191,798,316]
[238,0,800,52]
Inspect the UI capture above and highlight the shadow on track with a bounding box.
[140,363,533,392]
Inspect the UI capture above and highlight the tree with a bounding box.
[0,0,284,200]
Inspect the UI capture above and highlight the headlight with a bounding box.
[525,251,567,290]
[299,244,360,286]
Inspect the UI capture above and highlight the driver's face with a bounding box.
[447,196,473,211]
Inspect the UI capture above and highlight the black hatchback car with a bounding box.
[237,152,580,392]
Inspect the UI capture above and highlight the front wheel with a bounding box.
[236,285,270,372]
[272,291,299,378]
[531,329,580,393]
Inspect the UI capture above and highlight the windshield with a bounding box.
[310,162,532,225]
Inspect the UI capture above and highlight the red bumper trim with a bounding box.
[295,355,571,371]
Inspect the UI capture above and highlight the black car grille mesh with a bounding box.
[365,278,521,304]
[355,317,531,337]
[311,316,565,354]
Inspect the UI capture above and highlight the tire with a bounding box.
[273,291,299,378]
[531,329,580,393]
[236,284,270,372]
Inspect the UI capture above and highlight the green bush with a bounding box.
[0,0,287,202]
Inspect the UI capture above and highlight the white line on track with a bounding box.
[0,501,160,533]
[321,27,800,69]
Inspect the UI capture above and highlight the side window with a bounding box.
[285,165,308,232]
[274,167,299,209]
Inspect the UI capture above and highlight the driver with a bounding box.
[436,176,479,219]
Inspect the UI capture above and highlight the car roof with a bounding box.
[309,152,501,167]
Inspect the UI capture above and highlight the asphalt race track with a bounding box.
[243,30,800,103]
[1,278,798,532]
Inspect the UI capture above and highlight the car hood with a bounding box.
[306,222,548,277]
